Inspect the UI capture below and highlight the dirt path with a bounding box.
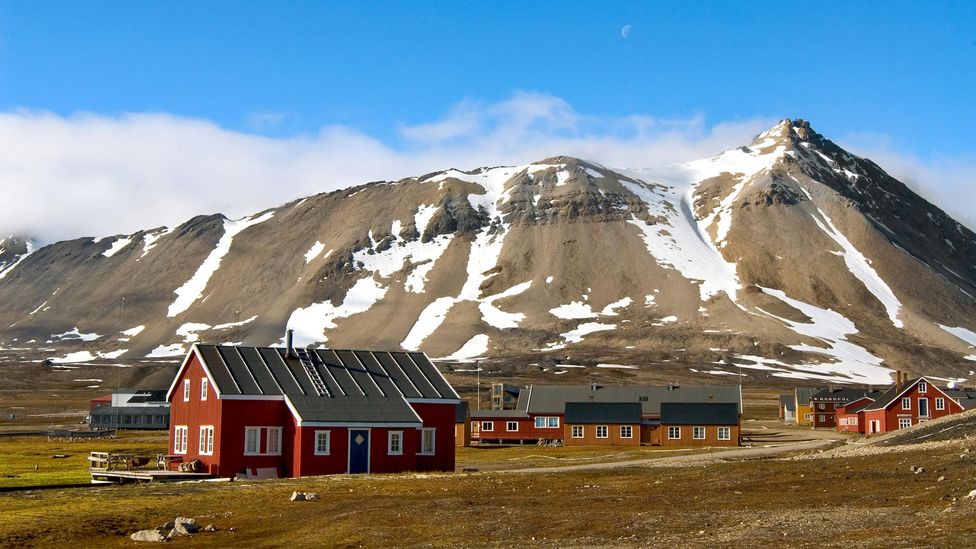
[496,432,842,474]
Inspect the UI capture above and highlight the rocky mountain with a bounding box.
[2,119,975,385]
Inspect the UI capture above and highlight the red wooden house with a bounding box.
[166,338,459,478]
[834,397,875,434]
[471,383,741,446]
[861,375,964,434]
[809,388,882,429]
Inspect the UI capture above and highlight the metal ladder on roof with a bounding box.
[295,348,330,397]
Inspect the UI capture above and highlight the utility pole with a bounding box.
[475,361,481,411]
[234,309,241,343]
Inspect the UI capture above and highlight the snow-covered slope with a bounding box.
[2,120,975,385]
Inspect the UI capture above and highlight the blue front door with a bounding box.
[349,430,369,473]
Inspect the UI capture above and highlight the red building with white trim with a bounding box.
[861,375,964,434]
[166,339,459,478]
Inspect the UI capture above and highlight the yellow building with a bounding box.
[794,387,821,426]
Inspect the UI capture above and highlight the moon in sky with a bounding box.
[621,24,632,38]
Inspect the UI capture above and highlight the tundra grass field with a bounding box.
[1,435,975,547]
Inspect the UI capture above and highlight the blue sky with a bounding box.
[0,1,974,240]
[2,1,974,152]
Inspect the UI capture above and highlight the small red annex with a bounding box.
[165,338,459,479]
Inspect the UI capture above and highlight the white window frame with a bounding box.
[388,431,403,456]
[898,417,912,429]
[534,416,560,429]
[817,403,825,410]
[314,430,331,456]
[481,421,493,432]
[595,425,609,439]
[620,425,633,439]
[936,397,945,410]
[571,425,584,438]
[717,426,731,440]
[419,428,435,455]
[174,425,188,454]
[244,427,261,455]
[266,427,282,456]
[506,421,518,432]
[918,397,930,418]
[693,426,706,440]
[183,379,190,402]
[804,413,812,421]
[901,397,911,411]
[200,378,208,401]
[199,425,214,455]
[667,426,681,440]
[818,414,826,423]
[918,381,927,393]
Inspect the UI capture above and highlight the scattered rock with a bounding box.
[305,492,320,501]
[938,476,946,482]
[290,491,308,501]
[174,517,199,533]
[967,489,976,500]
[130,529,167,542]
[204,524,216,532]
[913,467,925,474]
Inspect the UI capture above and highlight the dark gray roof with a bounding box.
[192,345,458,424]
[660,402,739,425]
[565,402,642,424]
[456,401,469,423]
[126,390,167,404]
[470,409,530,419]
[779,394,795,412]
[810,388,883,404]
[863,378,923,411]
[523,384,740,416]
[842,400,874,414]
[794,387,823,405]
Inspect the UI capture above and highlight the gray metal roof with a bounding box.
[470,409,530,419]
[810,388,883,404]
[565,402,642,424]
[195,345,458,424]
[794,387,823,405]
[863,378,922,411]
[779,394,796,412]
[660,402,739,425]
[523,384,741,416]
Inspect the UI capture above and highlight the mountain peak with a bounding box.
[752,118,820,149]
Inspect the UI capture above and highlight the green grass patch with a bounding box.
[0,432,166,489]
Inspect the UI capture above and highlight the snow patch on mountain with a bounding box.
[550,301,598,320]
[140,228,173,259]
[808,202,903,328]
[168,211,275,317]
[938,324,976,348]
[286,276,388,346]
[758,287,891,384]
[440,334,489,362]
[51,327,101,342]
[304,241,326,264]
[0,239,37,280]
[102,236,132,258]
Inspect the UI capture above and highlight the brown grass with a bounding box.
[1,437,974,547]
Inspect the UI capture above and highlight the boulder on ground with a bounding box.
[304,492,320,500]
[967,489,976,500]
[130,528,167,542]
[174,517,199,533]
[290,491,306,501]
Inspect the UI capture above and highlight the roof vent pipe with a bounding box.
[286,329,295,359]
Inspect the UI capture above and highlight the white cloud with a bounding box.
[3,93,969,244]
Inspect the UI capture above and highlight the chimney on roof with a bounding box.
[286,329,295,359]
[590,383,601,392]
[668,383,678,391]
[895,370,902,391]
